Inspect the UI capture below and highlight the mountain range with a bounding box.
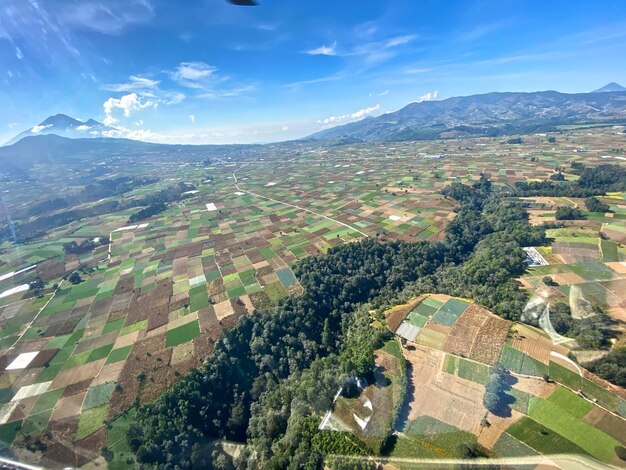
[307,85,626,142]
[2,83,626,161]
[4,114,116,146]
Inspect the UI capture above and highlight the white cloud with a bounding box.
[103,126,165,141]
[378,90,390,96]
[172,61,218,88]
[59,0,155,35]
[165,92,186,104]
[76,125,91,131]
[15,47,23,60]
[384,35,415,47]
[198,84,256,99]
[103,75,160,93]
[282,126,289,131]
[189,114,196,123]
[103,93,156,125]
[318,104,380,125]
[417,91,439,102]
[7,122,20,129]
[305,42,337,56]
[103,76,183,106]
[30,124,52,134]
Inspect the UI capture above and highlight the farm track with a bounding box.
[331,453,613,469]
[231,166,370,238]
[0,280,64,358]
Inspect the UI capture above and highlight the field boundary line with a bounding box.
[0,280,64,358]
[231,167,370,238]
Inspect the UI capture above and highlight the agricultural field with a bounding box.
[372,293,626,467]
[0,127,625,465]
[518,186,626,363]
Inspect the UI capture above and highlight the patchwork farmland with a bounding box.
[0,127,625,465]
[375,294,626,467]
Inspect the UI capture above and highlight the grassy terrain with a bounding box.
[527,395,620,462]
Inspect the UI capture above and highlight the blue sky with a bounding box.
[1,0,625,144]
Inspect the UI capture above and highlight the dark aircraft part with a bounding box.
[228,0,258,5]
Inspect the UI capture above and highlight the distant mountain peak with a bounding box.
[4,114,115,146]
[593,82,626,93]
[307,88,626,142]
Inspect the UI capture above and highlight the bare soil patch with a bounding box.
[477,410,524,449]
[384,296,424,332]
[509,323,552,364]
[51,391,86,421]
[51,359,105,389]
[512,375,555,398]
[403,344,486,434]
[62,379,92,397]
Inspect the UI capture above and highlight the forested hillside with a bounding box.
[128,176,547,467]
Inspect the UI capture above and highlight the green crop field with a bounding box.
[493,432,540,458]
[507,417,591,457]
[546,387,593,418]
[443,354,491,385]
[431,298,470,326]
[527,396,620,462]
[500,344,548,377]
[394,416,477,459]
[0,126,624,466]
[165,320,201,347]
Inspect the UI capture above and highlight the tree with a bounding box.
[550,302,574,335]
[555,206,583,220]
[584,197,610,213]
[542,276,557,286]
[29,277,45,291]
[68,272,83,285]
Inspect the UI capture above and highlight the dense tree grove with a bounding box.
[555,206,583,220]
[577,164,626,192]
[129,203,168,223]
[129,177,546,467]
[63,237,109,255]
[512,163,625,198]
[550,302,614,349]
[588,347,626,387]
[584,197,610,213]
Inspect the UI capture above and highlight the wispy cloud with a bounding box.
[103,75,160,94]
[458,21,507,43]
[198,84,256,99]
[58,0,155,35]
[284,72,346,90]
[318,104,380,125]
[305,42,337,56]
[171,61,219,88]
[302,31,419,71]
